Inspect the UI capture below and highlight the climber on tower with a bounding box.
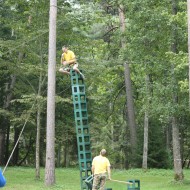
[59,46,85,79]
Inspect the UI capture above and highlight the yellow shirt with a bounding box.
[61,50,75,62]
[92,155,110,175]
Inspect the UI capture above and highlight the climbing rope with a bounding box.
[2,101,36,174]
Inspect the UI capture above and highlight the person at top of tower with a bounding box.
[91,149,111,190]
[59,46,85,79]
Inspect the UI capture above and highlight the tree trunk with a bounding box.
[4,75,16,163]
[5,118,10,165]
[166,125,172,150]
[172,117,183,180]
[3,52,23,164]
[142,74,150,169]
[119,4,137,166]
[36,99,41,179]
[142,111,149,169]
[0,131,5,165]
[187,0,190,107]
[18,134,33,166]
[171,0,184,181]
[124,63,137,151]
[36,37,45,180]
[13,127,20,165]
[45,0,57,186]
[57,143,61,168]
[63,145,66,167]
[187,4,190,169]
[4,75,16,110]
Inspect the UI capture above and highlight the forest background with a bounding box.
[0,0,190,182]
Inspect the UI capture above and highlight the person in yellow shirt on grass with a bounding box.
[91,149,111,190]
[59,46,85,79]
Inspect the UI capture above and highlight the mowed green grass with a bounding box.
[1,167,190,190]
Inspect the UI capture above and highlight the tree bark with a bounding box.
[4,75,16,163]
[18,135,33,166]
[36,36,45,180]
[142,75,150,169]
[187,0,190,107]
[119,4,137,166]
[5,119,10,164]
[171,0,184,181]
[36,95,41,179]
[187,6,190,170]
[166,125,172,150]
[13,127,20,165]
[45,0,57,186]
[142,111,148,169]
[63,144,68,167]
[57,143,61,167]
[4,75,16,110]
[172,117,183,180]
[124,63,137,151]
[3,51,24,164]
[0,131,5,165]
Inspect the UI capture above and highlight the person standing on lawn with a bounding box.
[91,149,111,190]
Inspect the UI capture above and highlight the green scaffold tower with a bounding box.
[70,69,92,190]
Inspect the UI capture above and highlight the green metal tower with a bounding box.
[70,69,92,190]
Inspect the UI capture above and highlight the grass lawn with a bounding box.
[1,167,190,190]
